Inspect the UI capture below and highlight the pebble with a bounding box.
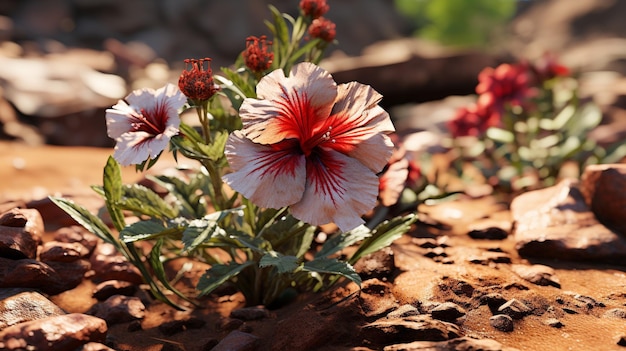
[490,314,514,332]
[230,306,270,321]
[430,302,466,322]
[497,299,531,320]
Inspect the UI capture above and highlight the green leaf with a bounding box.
[349,214,418,264]
[197,131,228,161]
[303,258,361,287]
[117,184,179,219]
[197,261,255,296]
[103,156,125,232]
[49,197,117,246]
[315,225,371,259]
[259,252,301,274]
[181,217,225,253]
[147,239,196,307]
[149,174,208,219]
[119,220,182,243]
[259,213,315,258]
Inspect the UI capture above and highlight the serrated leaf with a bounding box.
[259,252,300,274]
[182,219,223,253]
[103,156,125,231]
[49,197,117,246]
[315,225,371,259]
[197,131,228,161]
[119,220,182,243]
[349,214,417,264]
[117,184,179,219]
[149,174,208,218]
[303,258,361,286]
[197,261,255,296]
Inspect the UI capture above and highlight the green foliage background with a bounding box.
[394,0,517,47]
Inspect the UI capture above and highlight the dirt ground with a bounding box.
[1,141,626,351]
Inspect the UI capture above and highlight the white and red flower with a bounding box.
[223,62,395,231]
[105,83,186,166]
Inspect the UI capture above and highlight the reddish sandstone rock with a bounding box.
[580,164,626,236]
[511,178,626,263]
[0,208,43,259]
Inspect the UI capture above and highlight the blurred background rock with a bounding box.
[1,0,626,147]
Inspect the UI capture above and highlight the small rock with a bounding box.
[387,304,420,319]
[39,241,91,262]
[479,293,508,314]
[489,314,514,332]
[0,257,73,295]
[604,308,626,319]
[0,290,66,330]
[0,313,107,350]
[211,330,260,351]
[497,299,531,320]
[572,294,604,308]
[0,208,43,259]
[544,318,564,328]
[430,302,466,322]
[92,280,137,301]
[230,306,270,321]
[88,295,145,324]
[158,317,206,336]
[52,226,99,254]
[511,264,561,288]
[618,335,626,347]
[89,243,143,284]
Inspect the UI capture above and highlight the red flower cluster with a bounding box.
[299,0,329,19]
[178,58,220,103]
[243,35,274,74]
[448,55,570,138]
[447,103,499,138]
[308,17,336,42]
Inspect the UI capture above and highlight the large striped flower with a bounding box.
[105,84,186,166]
[223,62,395,231]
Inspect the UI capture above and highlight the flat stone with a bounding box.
[497,299,531,320]
[383,336,520,351]
[430,302,466,322]
[0,313,107,350]
[511,178,626,263]
[511,264,561,288]
[0,290,65,330]
[361,315,461,345]
[0,257,76,295]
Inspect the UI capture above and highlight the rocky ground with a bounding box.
[2,0,626,350]
[1,141,626,351]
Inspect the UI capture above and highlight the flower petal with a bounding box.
[379,157,409,207]
[105,101,136,139]
[320,82,395,172]
[126,83,186,112]
[289,148,379,232]
[240,62,337,145]
[222,131,306,208]
[113,131,171,166]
